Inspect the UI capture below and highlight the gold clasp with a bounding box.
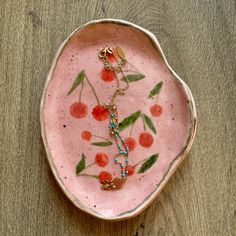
[98,47,113,59]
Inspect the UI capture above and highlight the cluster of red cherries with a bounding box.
[70,51,163,183]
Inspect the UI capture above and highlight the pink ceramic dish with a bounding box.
[40,19,197,221]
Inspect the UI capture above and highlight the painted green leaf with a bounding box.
[67,70,85,96]
[76,153,86,175]
[119,110,141,131]
[91,141,113,146]
[148,81,163,98]
[122,74,145,82]
[117,46,126,60]
[138,154,159,173]
[142,113,157,134]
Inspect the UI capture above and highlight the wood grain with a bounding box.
[0,0,235,235]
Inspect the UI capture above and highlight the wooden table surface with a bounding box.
[1,1,235,235]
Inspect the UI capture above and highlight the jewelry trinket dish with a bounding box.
[40,19,197,220]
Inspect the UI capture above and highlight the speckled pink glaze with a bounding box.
[41,20,196,220]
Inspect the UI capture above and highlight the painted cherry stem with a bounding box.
[85,74,100,104]
[79,80,84,102]
[122,69,141,74]
[133,157,150,168]
[84,161,96,169]
[141,114,147,131]
[77,161,96,177]
[78,173,98,179]
[127,61,141,74]
[155,85,161,103]
[92,134,112,143]
[129,119,137,136]
[78,161,98,178]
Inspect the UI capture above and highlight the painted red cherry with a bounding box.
[107,52,116,62]
[139,132,154,148]
[150,104,163,117]
[92,105,109,121]
[100,68,115,82]
[81,131,92,141]
[126,165,135,176]
[125,137,137,151]
[99,171,112,183]
[70,102,88,118]
[95,153,109,167]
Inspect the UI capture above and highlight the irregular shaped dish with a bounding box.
[40,19,197,220]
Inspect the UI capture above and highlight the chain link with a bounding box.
[99,47,129,105]
[98,46,130,190]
